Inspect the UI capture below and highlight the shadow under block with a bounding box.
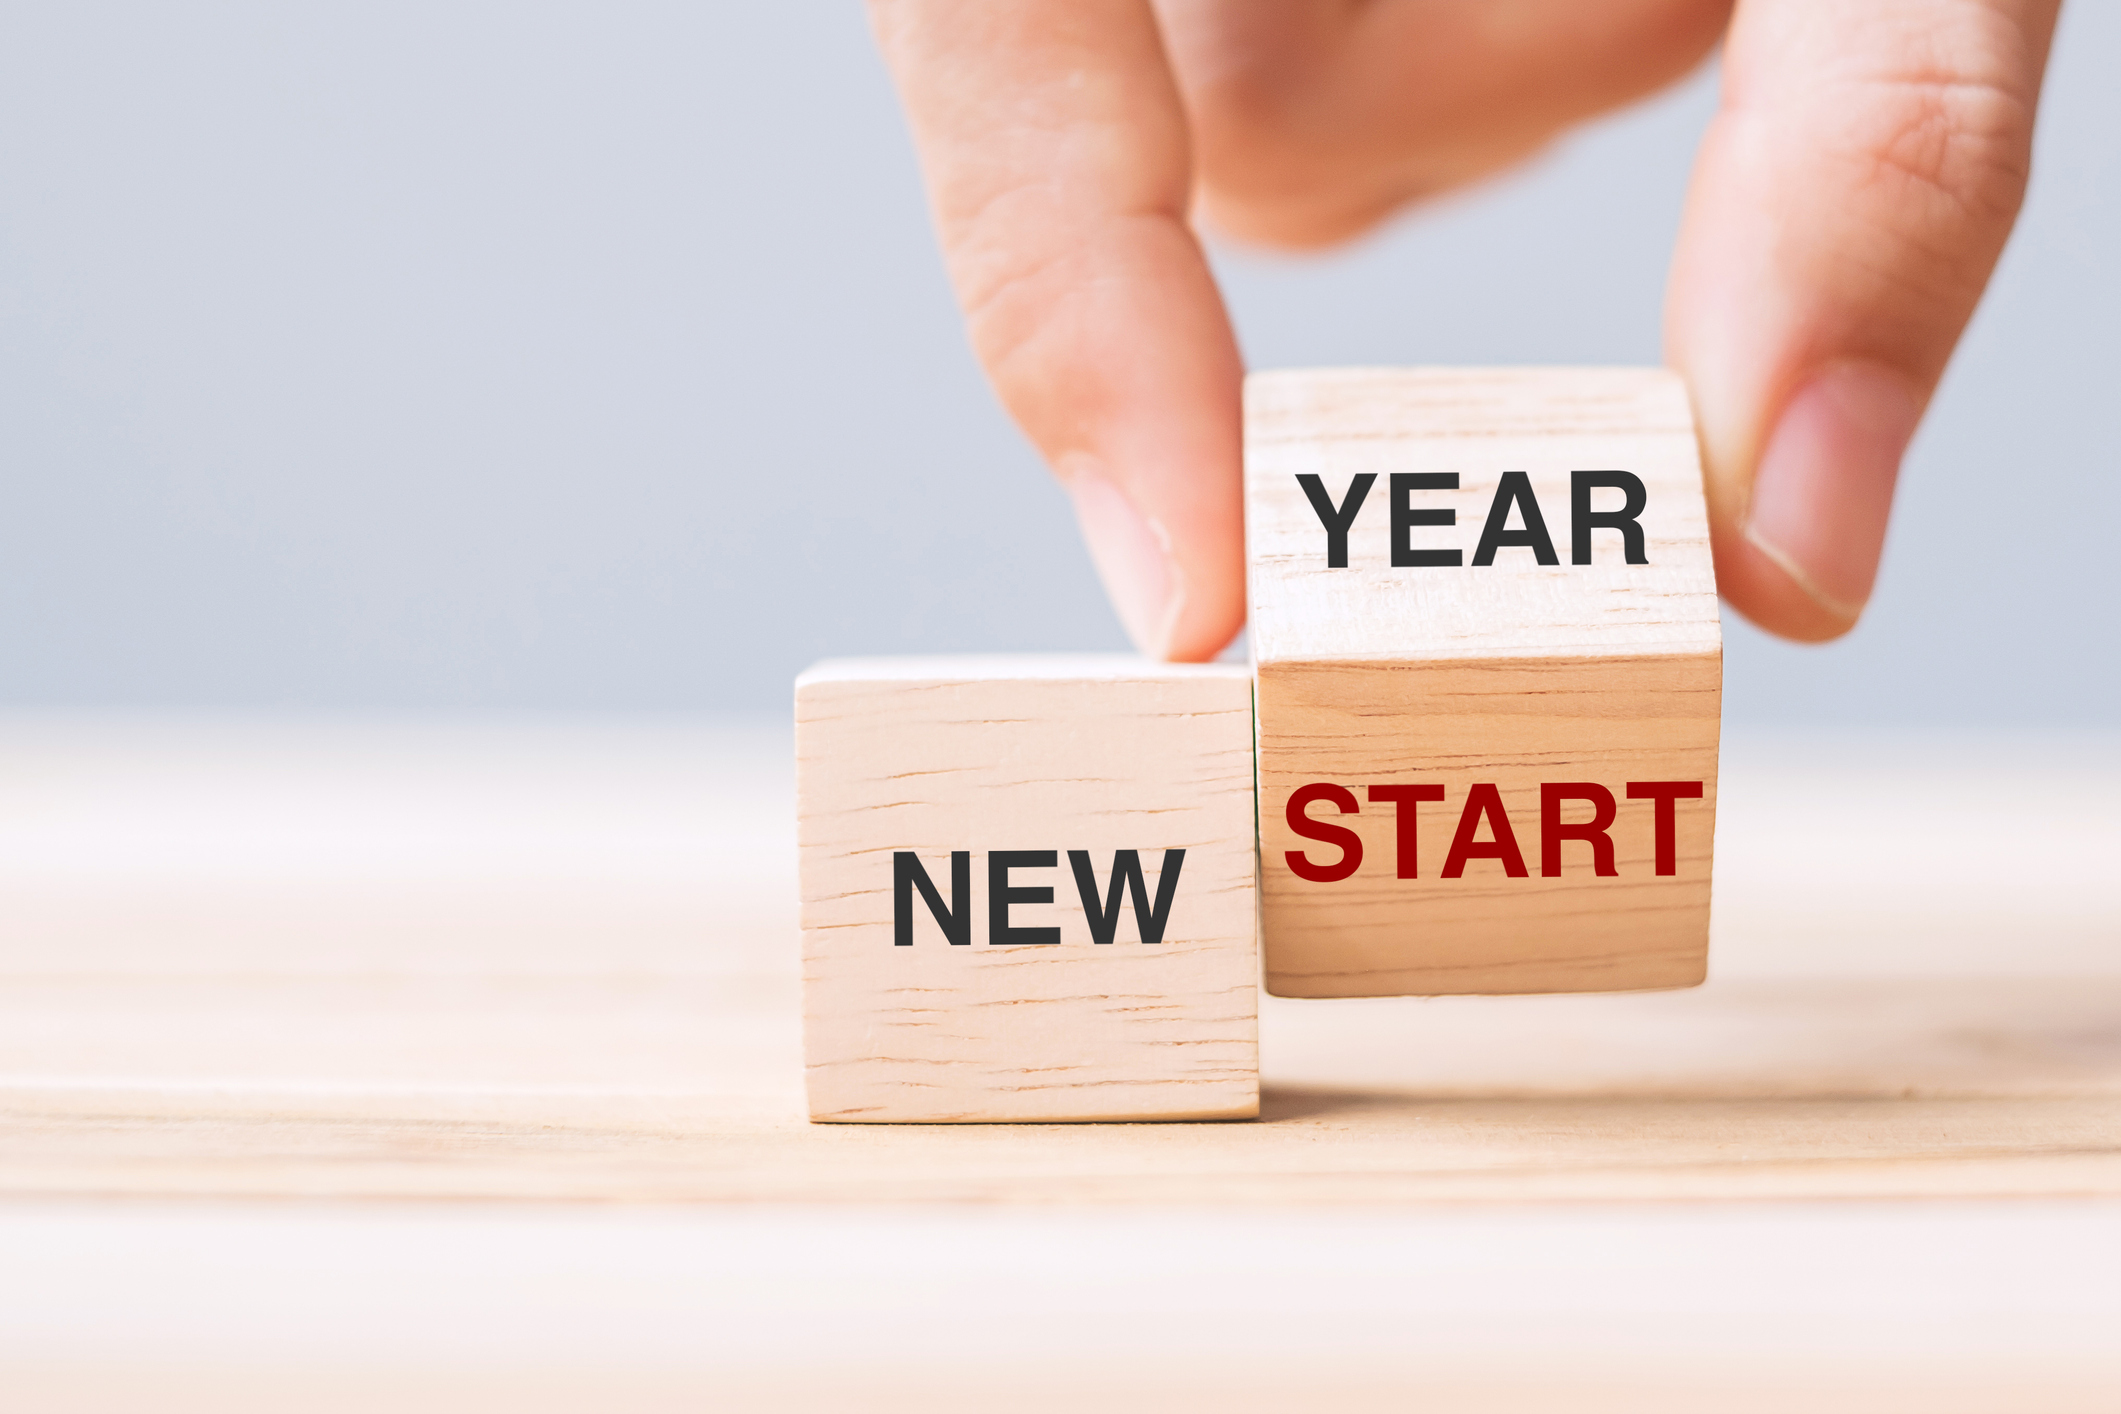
[797,656,1259,1123]
[1247,367,1723,998]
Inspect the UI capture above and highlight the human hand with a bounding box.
[868,0,2060,656]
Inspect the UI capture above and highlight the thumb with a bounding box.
[1667,0,2060,640]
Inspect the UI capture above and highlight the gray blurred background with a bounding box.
[1,3,2112,724]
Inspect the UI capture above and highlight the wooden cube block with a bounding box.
[797,656,1258,1122]
[1246,367,1722,998]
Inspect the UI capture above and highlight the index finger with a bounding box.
[869,0,1245,661]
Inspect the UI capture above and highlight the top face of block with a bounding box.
[1246,367,1720,665]
[796,654,1259,1124]
[796,655,1253,687]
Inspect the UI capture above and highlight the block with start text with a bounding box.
[797,656,1258,1122]
[1247,367,1722,997]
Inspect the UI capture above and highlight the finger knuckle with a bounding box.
[947,190,1080,379]
[1842,68,2035,233]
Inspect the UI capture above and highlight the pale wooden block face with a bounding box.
[797,656,1258,1122]
[1246,368,1722,998]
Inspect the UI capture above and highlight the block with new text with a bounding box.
[796,656,1259,1123]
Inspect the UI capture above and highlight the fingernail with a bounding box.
[1063,461,1183,659]
[1743,362,1922,621]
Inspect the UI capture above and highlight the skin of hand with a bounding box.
[868,0,2062,658]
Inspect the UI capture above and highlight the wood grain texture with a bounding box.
[2,719,2115,1209]
[1246,368,1720,664]
[5,975,2119,1204]
[797,656,1258,1123]
[1246,368,1721,997]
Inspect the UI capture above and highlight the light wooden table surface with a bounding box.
[3,716,2117,1410]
